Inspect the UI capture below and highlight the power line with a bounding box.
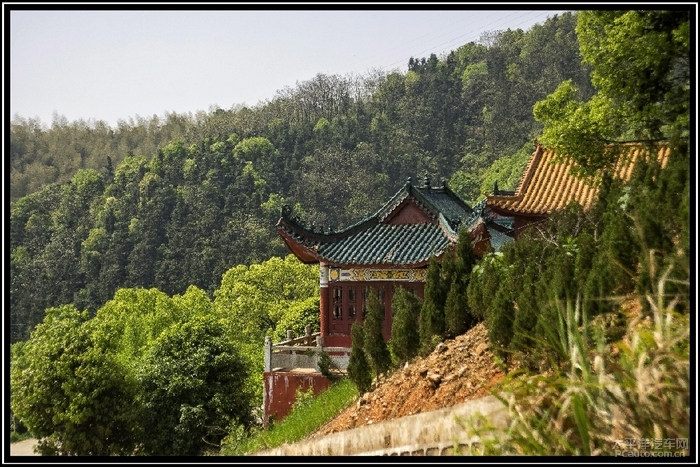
[343,10,516,73]
[379,11,560,72]
[243,11,565,107]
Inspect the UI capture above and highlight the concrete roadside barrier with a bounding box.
[254,394,509,456]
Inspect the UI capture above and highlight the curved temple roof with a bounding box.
[487,143,671,217]
[277,177,495,267]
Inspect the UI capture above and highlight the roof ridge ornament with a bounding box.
[423,173,430,189]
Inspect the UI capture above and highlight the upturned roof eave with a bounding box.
[409,183,473,221]
[276,224,322,264]
[275,213,380,244]
[485,201,551,218]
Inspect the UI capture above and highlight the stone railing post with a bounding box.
[264,336,271,372]
[287,330,294,342]
[305,325,312,346]
[314,336,324,373]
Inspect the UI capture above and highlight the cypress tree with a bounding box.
[440,244,456,297]
[510,273,540,362]
[630,145,690,313]
[389,286,421,364]
[419,256,446,353]
[363,288,392,377]
[487,282,515,365]
[454,227,478,277]
[346,323,372,394]
[467,252,507,323]
[584,184,639,316]
[445,228,479,338]
[444,279,469,338]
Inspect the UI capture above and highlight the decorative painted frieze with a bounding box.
[328,267,426,282]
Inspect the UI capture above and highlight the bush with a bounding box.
[138,316,254,456]
[291,387,315,411]
[10,306,140,456]
[317,350,341,382]
[461,281,690,456]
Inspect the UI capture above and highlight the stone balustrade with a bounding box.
[264,326,352,372]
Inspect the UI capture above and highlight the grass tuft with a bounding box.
[220,378,358,455]
[459,264,689,456]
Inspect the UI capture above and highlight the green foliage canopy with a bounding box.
[534,10,689,176]
[10,305,140,456]
[138,316,254,456]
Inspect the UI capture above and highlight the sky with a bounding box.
[8,7,570,129]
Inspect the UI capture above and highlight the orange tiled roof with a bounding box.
[486,143,670,216]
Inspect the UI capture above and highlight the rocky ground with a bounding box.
[309,322,509,438]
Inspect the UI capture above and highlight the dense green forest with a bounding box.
[10,10,690,456]
[10,12,594,342]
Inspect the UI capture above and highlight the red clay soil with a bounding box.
[309,322,508,438]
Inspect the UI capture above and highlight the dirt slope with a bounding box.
[309,322,507,438]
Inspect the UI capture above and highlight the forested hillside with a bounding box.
[10,12,592,342]
[9,10,690,457]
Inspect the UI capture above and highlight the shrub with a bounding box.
[460,272,690,456]
[138,316,254,456]
[317,350,341,382]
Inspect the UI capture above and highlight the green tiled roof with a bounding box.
[276,176,513,266]
[486,226,514,252]
[466,199,515,232]
[282,222,451,266]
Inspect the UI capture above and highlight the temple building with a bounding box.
[264,175,513,423]
[486,142,670,237]
[276,175,513,348]
[264,142,670,424]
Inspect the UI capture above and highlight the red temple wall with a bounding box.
[263,371,332,426]
[320,281,424,346]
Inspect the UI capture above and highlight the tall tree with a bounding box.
[362,288,392,377]
[389,286,421,364]
[419,256,446,354]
